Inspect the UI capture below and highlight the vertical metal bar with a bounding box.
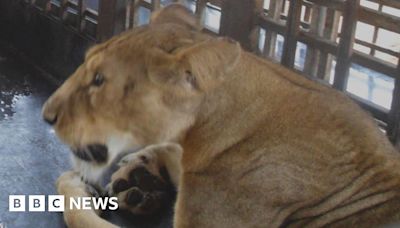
[219,0,256,50]
[44,0,52,13]
[333,0,359,91]
[77,0,84,31]
[195,0,207,23]
[304,5,326,76]
[388,61,400,148]
[281,0,302,68]
[249,0,264,52]
[153,0,160,11]
[60,0,68,20]
[263,0,284,58]
[126,0,134,29]
[370,3,382,56]
[97,0,118,41]
[317,8,341,81]
[96,0,127,41]
[32,0,51,11]
[113,0,128,35]
[304,4,312,23]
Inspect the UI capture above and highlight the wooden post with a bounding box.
[333,0,359,91]
[219,0,256,50]
[281,0,302,68]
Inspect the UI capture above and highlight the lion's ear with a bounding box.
[150,4,201,31]
[147,38,242,92]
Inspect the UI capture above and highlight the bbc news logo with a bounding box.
[9,195,118,212]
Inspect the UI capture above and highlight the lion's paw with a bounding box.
[107,145,174,215]
[57,171,103,200]
[56,171,86,194]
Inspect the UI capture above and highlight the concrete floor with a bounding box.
[0,44,69,227]
[0,45,173,228]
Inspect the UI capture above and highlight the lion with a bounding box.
[42,4,400,228]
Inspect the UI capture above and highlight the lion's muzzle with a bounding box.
[42,98,59,126]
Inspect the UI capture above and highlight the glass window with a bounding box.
[203,4,221,33]
[347,64,394,110]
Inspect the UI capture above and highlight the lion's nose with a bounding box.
[42,99,58,126]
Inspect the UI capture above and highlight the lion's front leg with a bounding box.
[107,143,182,215]
[57,171,118,228]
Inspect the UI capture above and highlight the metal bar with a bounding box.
[304,5,327,76]
[257,14,286,35]
[333,0,359,91]
[317,8,341,80]
[369,3,383,56]
[261,8,311,30]
[348,93,389,122]
[358,6,400,34]
[352,51,398,79]
[153,0,160,11]
[304,0,345,11]
[366,0,400,9]
[208,0,222,7]
[195,0,207,21]
[298,32,338,56]
[303,4,312,23]
[281,0,302,68]
[355,39,399,58]
[388,61,400,146]
[263,0,285,58]
[31,0,52,12]
[59,0,68,19]
[97,0,118,41]
[77,0,84,31]
[219,0,256,50]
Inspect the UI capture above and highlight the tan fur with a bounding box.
[56,171,118,228]
[42,4,400,228]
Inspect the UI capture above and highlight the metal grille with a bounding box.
[14,0,400,147]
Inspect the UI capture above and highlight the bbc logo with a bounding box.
[9,195,64,212]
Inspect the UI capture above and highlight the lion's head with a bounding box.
[42,4,241,163]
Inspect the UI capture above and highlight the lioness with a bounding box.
[42,4,400,228]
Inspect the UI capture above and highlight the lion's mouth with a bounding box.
[72,144,108,164]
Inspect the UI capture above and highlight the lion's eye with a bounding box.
[92,73,104,87]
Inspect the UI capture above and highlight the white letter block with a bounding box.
[29,195,45,212]
[9,195,25,212]
[48,195,65,212]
